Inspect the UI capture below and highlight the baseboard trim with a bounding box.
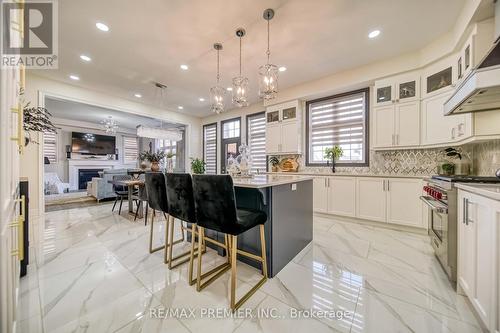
[314,212,428,235]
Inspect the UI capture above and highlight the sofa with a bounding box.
[88,169,128,202]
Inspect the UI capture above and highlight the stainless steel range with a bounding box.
[421,175,500,285]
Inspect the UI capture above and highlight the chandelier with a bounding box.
[210,43,225,114]
[101,116,118,134]
[232,28,249,107]
[258,9,278,100]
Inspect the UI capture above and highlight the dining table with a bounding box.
[108,179,145,219]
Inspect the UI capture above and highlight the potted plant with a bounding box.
[165,152,175,173]
[190,157,206,174]
[324,146,343,173]
[139,150,165,172]
[443,147,470,175]
[268,156,280,172]
[138,153,148,170]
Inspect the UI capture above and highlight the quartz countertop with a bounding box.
[455,183,500,201]
[232,174,314,188]
[264,171,426,179]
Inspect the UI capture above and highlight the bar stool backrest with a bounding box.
[192,175,238,230]
[165,173,196,224]
[145,172,169,213]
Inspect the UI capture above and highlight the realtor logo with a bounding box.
[1,0,58,69]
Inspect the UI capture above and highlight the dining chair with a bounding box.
[144,172,170,253]
[111,174,132,215]
[134,174,149,224]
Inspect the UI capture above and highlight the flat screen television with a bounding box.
[71,132,116,155]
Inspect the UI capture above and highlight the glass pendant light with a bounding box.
[258,8,278,100]
[232,28,249,107]
[210,43,225,114]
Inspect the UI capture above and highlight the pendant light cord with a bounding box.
[266,18,270,62]
[216,49,220,83]
[239,37,242,76]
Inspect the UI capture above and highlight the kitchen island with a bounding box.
[228,174,314,277]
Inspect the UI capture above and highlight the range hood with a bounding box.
[444,0,500,115]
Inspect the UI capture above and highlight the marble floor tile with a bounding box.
[234,295,338,333]
[351,289,482,333]
[16,204,481,333]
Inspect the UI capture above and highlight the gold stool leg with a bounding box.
[165,218,205,268]
[230,224,268,312]
[195,228,231,291]
[149,210,166,253]
[188,223,198,285]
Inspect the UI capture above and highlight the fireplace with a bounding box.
[78,169,103,190]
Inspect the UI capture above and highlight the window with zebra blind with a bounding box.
[306,88,369,166]
[43,131,57,163]
[123,136,138,163]
[203,123,217,174]
[246,112,266,173]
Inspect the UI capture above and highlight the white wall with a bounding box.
[21,74,202,216]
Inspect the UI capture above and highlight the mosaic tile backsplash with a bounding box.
[278,140,500,177]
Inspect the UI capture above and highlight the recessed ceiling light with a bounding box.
[134,93,142,98]
[69,75,80,81]
[199,98,205,102]
[368,30,381,39]
[96,22,109,32]
[180,64,189,70]
[178,106,184,110]
[80,54,91,62]
[226,87,233,91]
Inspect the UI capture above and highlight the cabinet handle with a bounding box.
[458,123,464,136]
[392,134,395,145]
[324,178,327,187]
[462,198,467,224]
[387,180,390,191]
[451,128,456,140]
[382,180,386,192]
[9,195,25,260]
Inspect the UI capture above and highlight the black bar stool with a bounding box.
[144,172,171,253]
[164,173,205,274]
[191,174,268,311]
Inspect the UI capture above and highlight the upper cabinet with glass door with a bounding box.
[374,71,420,106]
[422,55,456,98]
[265,100,298,124]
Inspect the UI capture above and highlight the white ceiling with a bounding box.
[33,0,466,117]
[46,97,183,130]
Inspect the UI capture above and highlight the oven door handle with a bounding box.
[420,196,448,214]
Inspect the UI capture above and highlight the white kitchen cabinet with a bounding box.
[395,102,420,146]
[328,177,356,217]
[313,176,425,229]
[313,177,328,213]
[457,190,500,332]
[421,91,471,145]
[265,123,281,153]
[373,101,420,149]
[387,178,423,227]
[265,100,301,155]
[373,105,395,148]
[373,71,421,149]
[356,178,387,222]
